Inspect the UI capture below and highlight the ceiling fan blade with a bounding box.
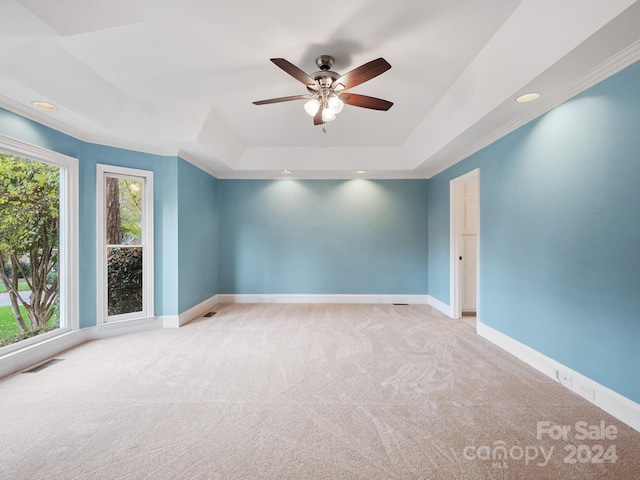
[340,93,393,111]
[253,94,312,105]
[332,58,391,90]
[314,108,323,126]
[270,58,317,88]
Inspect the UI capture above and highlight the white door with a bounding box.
[460,177,478,313]
[450,169,479,319]
[461,234,477,311]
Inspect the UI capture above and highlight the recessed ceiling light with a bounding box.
[32,101,58,111]
[516,93,540,103]
[281,170,291,174]
[356,170,366,174]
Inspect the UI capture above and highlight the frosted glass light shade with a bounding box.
[304,98,320,116]
[322,109,336,122]
[327,96,344,114]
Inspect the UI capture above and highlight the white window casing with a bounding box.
[96,164,154,325]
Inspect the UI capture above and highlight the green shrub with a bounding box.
[2,259,31,279]
[0,324,56,347]
[107,247,143,316]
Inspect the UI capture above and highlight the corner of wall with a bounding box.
[165,294,220,329]
[427,295,453,317]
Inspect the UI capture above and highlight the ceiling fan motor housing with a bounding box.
[308,71,340,92]
[307,55,341,91]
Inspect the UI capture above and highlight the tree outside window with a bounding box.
[105,176,144,317]
[0,152,60,344]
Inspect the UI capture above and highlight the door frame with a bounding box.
[450,168,480,320]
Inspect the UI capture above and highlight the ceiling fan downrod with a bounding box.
[315,55,335,70]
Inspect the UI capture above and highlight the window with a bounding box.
[0,134,78,351]
[96,165,153,324]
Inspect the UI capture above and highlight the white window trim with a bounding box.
[0,134,79,355]
[96,164,154,325]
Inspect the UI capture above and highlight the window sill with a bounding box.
[97,316,157,331]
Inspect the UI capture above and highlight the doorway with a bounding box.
[450,169,479,320]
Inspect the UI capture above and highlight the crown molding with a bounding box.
[0,94,88,144]
[424,38,640,178]
[0,95,179,157]
[177,150,221,178]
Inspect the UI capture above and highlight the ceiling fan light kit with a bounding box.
[303,98,320,116]
[253,55,393,130]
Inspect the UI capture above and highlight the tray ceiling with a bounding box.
[1,0,640,178]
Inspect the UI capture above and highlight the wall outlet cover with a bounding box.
[556,370,573,388]
[578,383,595,401]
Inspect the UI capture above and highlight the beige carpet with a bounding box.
[1,304,638,479]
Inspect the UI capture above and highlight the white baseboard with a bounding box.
[477,321,640,433]
[0,315,166,379]
[172,295,221,328]
[7,300,635,435]
[0,329,88,379]
[216,294,429,305]
[161,315,181,329]
[426,295,453,317]
[91,316,163,338]
[1,293,431,377]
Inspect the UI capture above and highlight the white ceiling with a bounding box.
[1,0,640,178]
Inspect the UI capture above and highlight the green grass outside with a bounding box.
[0,279,30,293]
[0,305,58,344]
[0,305,29,338]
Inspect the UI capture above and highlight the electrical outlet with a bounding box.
[556,370,573,388]
[578,383,595,401]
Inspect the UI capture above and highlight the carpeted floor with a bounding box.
[1,303,638,479]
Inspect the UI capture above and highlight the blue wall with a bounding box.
[0,109,83,160]
[78,145,184,325]
[154,155,179,318]
[0,108,219,325]
[428,60,640,403]
[218,179,429,295]
[177,158,219,312]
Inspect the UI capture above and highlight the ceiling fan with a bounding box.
[252,55,393,128]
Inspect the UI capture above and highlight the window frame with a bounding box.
[96,164,154,325]
[0,134,79,354]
